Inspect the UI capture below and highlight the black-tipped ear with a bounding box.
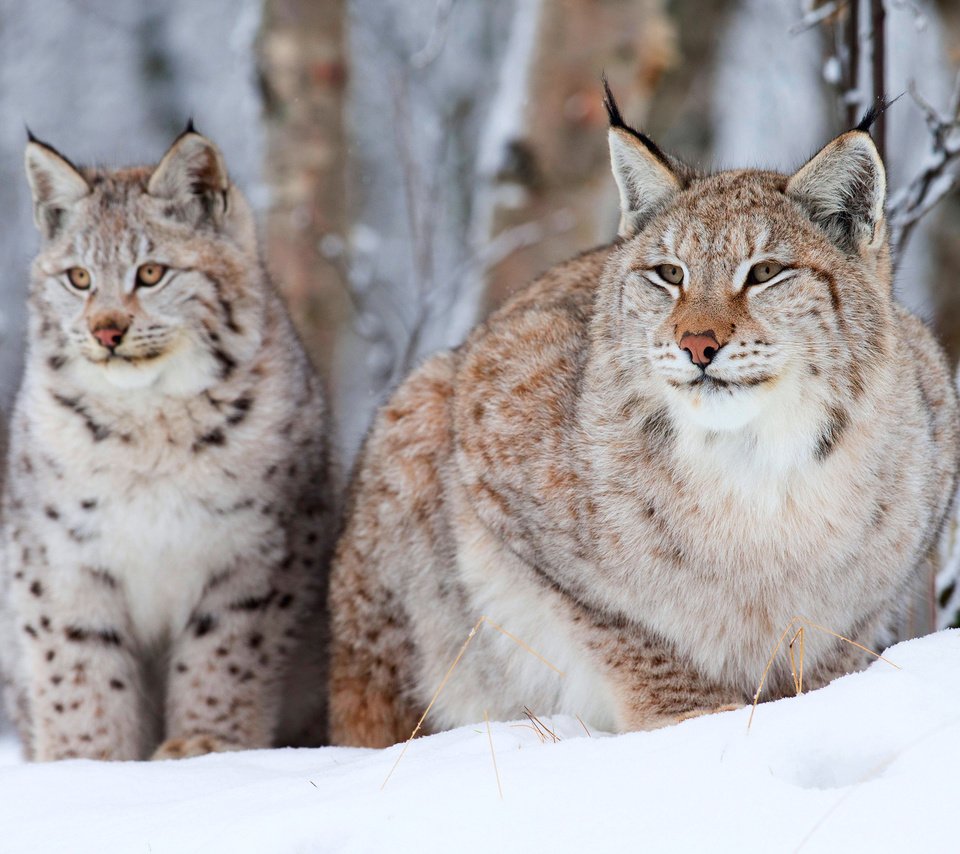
[603,78,682,237]
[148,128,229,226]
[786,130,886,254]
[24,135,90,240]
[854,94,900,135]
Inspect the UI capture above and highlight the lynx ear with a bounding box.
[148,123,229,227]
[604,80,681,237]
[24,134,91,240]
[786,130,886,254]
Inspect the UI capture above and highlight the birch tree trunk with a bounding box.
[334,0,545,462]
[258,0,349,375]
[485,0,675,310]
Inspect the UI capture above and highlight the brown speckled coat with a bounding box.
[328,105,958,747]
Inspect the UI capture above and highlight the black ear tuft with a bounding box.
[174,118,198,143]
[601,73,626,130]
[25,125,38,144]
[600,75,671,169]
[854,94,902,134]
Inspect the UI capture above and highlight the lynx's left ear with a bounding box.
[786,118,886,254]
[604,78,684,238]
[24,132,91,240]
[148,121,230,227]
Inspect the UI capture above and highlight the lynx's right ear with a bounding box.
[786,121,887,254]
[604,79,682,237]
[24,132,91,240]
[148,122,230,228]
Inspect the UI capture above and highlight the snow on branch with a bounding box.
[887,73,960,258]
[790,1,844,36]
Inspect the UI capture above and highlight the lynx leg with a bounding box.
[328,538,421,749]
[328,354,457,748]
[16,566,148,761]
[155,564,302,759]
[585,624,745,732]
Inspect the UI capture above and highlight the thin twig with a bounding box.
[381,618,485,790]
[575,715,593,738]
[484,709,504,799]
[788,627,805,695]
[509,722,546,743]
[748,616,899,730]
[790,0,844,35]
[888,73,960,257]
[523,707,560,743]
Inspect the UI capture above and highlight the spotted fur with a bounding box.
[0,129,332,761]
[328,100,959,746]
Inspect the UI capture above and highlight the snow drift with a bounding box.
[0,629,958,852]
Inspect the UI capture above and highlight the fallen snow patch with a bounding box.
[2,630,959,853]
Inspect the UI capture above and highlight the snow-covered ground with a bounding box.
[1,630,958,853]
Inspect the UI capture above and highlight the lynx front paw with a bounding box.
[151,734,241,761]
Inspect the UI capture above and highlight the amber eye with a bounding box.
[136,263,167,288]
[747,261,784,285]
[656,264,684,285]
[66,267,91,290]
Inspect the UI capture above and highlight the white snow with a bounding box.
[1,629,959,852]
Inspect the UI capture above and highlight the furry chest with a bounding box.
[583,443,902,690]
[63,480,276,646]
[626,495,887,687]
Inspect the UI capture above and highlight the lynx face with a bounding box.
[603,94,888,434]
[25,131,262,395]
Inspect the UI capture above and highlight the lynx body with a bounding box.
[0,129,331,760]
[329,95,958,745]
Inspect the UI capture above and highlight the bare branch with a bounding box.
[888,73,960,258]
[869,0,886,163]
[790,0,844,36]
[458,210,575,280]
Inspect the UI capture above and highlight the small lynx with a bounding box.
[328,90,959,746]
[0,127,331,760]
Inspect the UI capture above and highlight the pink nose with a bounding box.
[93,327,125,349]
[679,331,721,368]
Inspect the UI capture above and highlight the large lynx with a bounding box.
[0,127,331,760]
[328,90,959,746]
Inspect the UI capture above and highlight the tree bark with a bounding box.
[258,0,349,376]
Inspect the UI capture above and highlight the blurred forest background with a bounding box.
[1,0,960,624]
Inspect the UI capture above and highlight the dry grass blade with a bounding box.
[484,618,565,676]
[381,617,484,790]
[484,710,503,800]
[575,715,592,738]
[748,616,900,731]
[381,615,564,789]
[509,722,546,742]
[797,617,901,670]
[748,619,800,730]
[789,627,805,695]
[523,707,560,743]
